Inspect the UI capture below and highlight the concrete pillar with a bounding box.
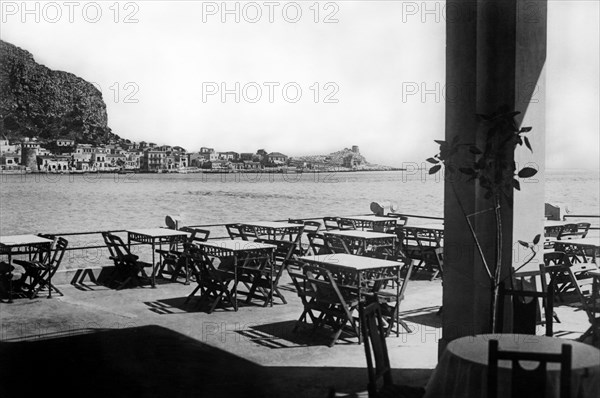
[441,0,547,351]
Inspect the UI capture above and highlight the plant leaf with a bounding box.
[484,190,494,199]
[434,140,446,146]
[469,145,482,155]
[518,240,529,248]
[518,167,538,178]
[512,179,521,190]
[524,136,533,152]
[429,164,442,174]
[533,234,541,245]
[520,126,532,133]
[426,157,439,164]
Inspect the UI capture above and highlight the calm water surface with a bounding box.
[0,169,598,236]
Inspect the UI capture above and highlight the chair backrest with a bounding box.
[338,218,357,230]
[323,217,340,230]
[34,233,57,264]
[307,233,333,255]
[496,281,553,336]
[225,224,248,240]
[46,237,68,273]
[255,238,295,278]
[281,225,305,247]
[286,259,313,305]
[386,213,408,226]
[303,265,355,310]
[361,300,393,397]
[576,222,591,238]
[102,232,135,262]
[565,262,598,313]
[303,221,322,234]
[179,226,210,243]
[487,339,572,398]
[557,223,582,240]
[324,234,351,254]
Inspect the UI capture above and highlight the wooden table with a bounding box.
[544,220,568,238]
[549,237,600,263]
[0,234,54,303]
[298,253,403,338]
[194,239,276,310]
[126,228,189,287]
[323,230,397,256]
[337,215,397,231]
[425,334,600,398]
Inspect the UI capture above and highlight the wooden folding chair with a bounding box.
[576,222,591,238]
[488,339,572,398]
[495,280,554,336]
[286,259,318,332]
[563,262,600,342]
[323,217,341,231]
[402,227,443,280]
[157,227,210,282]
[18,237,69,299]
[225,223,249,240]
[185,245,237,313]
[368,261,415,336]
[307,233,333,255]
[102,232,151,290]
[324,234,352,254]
[338,219,357,231]
[240,239,294,306]
[303,265,360,346]
[360,300,425,398]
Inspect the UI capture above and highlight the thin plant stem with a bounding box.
[450,183,493,280]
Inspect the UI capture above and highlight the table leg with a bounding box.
[233,256,238,311]
[270,250,274,307]
[396,267,400,337]
[7,252,13,303]
[151,241,156,288]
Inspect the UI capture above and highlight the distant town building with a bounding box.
[56,138,75,147]
[141,150,166,171]
[37,155,71,172]
[352,145,360,153]
[267,152,288,165]
[219,151,239,161]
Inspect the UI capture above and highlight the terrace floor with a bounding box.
[0,272,594,398]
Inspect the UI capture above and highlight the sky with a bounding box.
[1,0,598,169]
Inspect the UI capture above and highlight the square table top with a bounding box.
[197,239,277,252]
[544,220,568,227]
[324,230,396,239]
[548,237,600,248]
[404,223,444,231]
[299,253,403,271]
[126,228,189,238]
[338,215,395,223]
[0,234,54,248]
[241,221,301,229]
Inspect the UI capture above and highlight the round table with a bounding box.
[424,334,600,398]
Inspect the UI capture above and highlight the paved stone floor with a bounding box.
[0,272,593,398]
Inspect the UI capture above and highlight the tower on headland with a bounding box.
[351,145,359,154]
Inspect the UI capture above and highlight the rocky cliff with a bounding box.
[0,40,115,144]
